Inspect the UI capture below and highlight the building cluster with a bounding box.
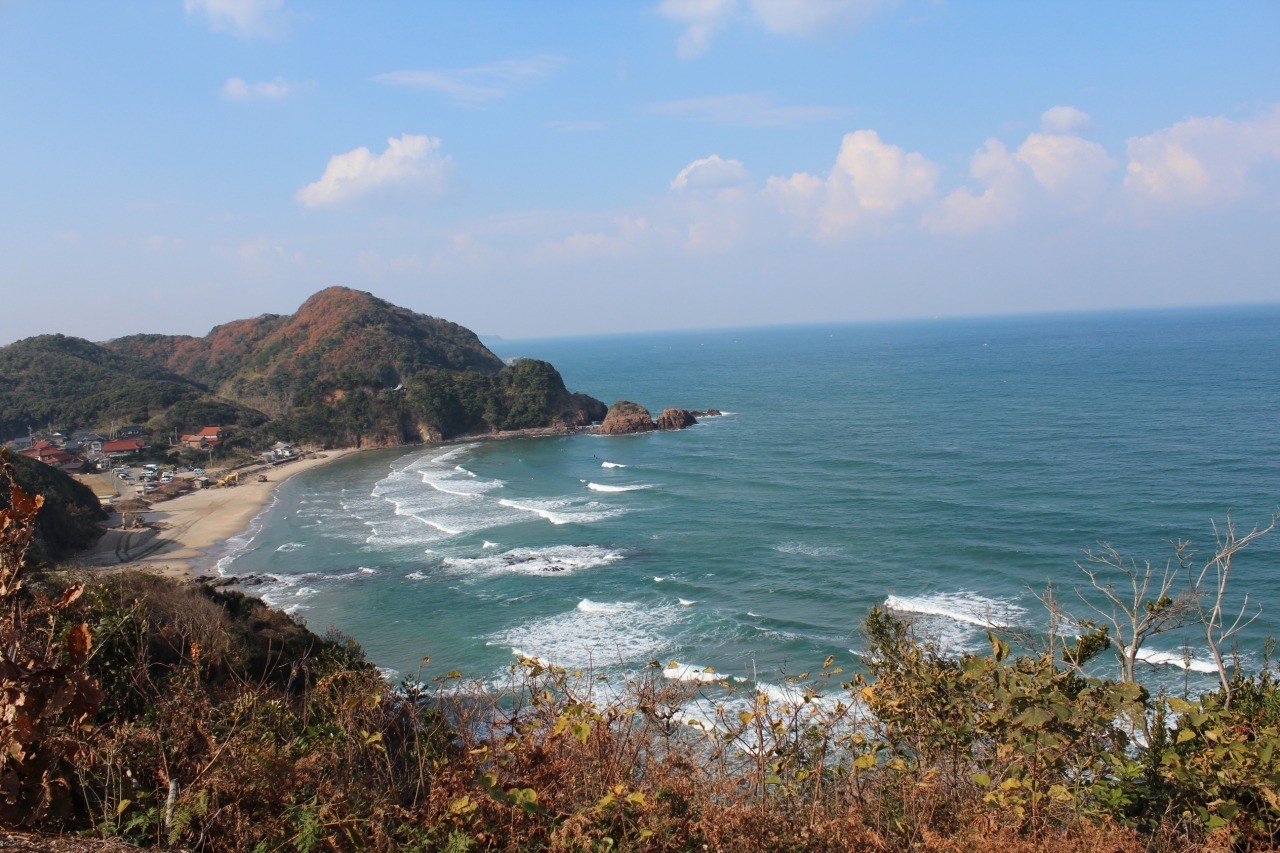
[3,424,233,473]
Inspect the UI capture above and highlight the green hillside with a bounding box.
[0,288,605,451]
[0,334,208,440]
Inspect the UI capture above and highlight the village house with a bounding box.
[180,426,229,449]
[18,441,85,472]
[101,438,147,458]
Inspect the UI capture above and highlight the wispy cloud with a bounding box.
[650,93,846,127]
[656,0,888,58]
[374,56,566,106]
[656,0,737,59]
[219,76,306,101]
[184,0,290,39]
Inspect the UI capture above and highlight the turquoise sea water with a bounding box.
[217,307,1280,696]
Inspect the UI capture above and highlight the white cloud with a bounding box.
[770,130,938,237]
[651,92,845,127]
[930,120,1115,234]
[296,134,453,209]
[656,0,885,57]
[656,0,738,59]
[184,0,288,38]
[747,0,885,36]
[1124,107,1280,208]
[533,217,655,261]
[219,76,302,101]
[374,56,565,106]
[670,155,750,192]
[1041,105,1091,135]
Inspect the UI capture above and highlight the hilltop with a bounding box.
[1,287,605,451]
[108,287,508,415]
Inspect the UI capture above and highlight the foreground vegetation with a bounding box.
[2,458,1278,849]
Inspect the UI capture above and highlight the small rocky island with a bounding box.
[596,401,721,435]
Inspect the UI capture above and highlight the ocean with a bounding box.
[216,306,1280,698]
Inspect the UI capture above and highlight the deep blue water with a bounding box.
[218,306,1280,696]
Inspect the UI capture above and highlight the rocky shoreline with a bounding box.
[596,401,721,435]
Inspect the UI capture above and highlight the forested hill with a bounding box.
[0,334,210,440]
[1,287,604,450]
[108,287,508,415]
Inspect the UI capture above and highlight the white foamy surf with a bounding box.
[883,591,1029,654]
[498,497,624,526]
[442,545,624,576]
[662,661,728,683]
[772,542,845,558]
[585,482,653,492]
[884,592,1026,630]
[601,461,627,468]
[1127,646,1220,674]
[486,600,683,670]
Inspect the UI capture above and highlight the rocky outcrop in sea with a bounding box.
[598,402,704,435]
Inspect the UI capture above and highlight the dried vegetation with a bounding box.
[1,451,1278,850]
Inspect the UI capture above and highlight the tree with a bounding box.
[1190,513,1278,708]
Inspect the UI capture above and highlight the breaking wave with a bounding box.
[442,545,624,576]
[584,482,653,493]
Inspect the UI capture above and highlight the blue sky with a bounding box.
[1,1,1278,344]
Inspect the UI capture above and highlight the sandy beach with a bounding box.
[78,449,360,580]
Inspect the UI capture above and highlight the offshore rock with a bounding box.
[598,401,656,435]
[655,408,697,430]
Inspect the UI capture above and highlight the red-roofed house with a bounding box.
[20,444,75,465]
[102,438,146,458]
[181,426,227,449]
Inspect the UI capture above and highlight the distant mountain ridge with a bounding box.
[1,287,605,449]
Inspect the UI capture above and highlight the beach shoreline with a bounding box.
[76,448,363,581]
[72,426,593,584]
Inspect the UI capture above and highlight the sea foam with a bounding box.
[585,482,653,493]
[486,600,682,670]
[1127,645,1220,674]
[883,591,1028,654]
[442,545,624,576]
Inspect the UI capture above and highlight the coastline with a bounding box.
[77,449,362,581]
[73,426,592,584]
